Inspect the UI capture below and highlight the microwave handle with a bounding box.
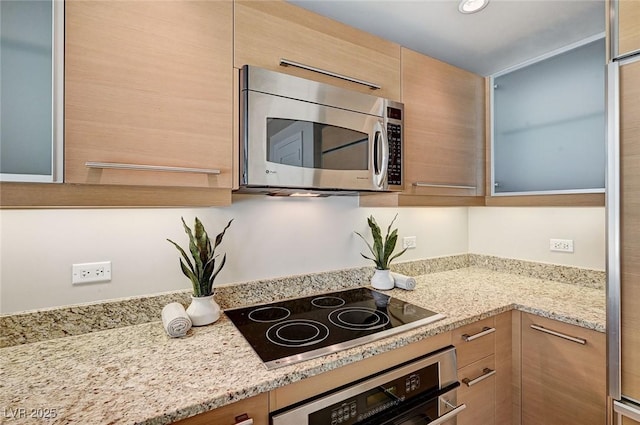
[373,121,389,189]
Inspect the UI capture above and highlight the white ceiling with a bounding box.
[287,0,605,76]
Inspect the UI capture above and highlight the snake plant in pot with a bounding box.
[167,217,232,325]
[355,214,407,290]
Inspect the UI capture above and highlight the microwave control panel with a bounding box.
[386,106,403,187]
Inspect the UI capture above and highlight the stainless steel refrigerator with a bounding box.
[607,4,640,422]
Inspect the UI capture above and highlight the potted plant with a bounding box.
[167,217,232,325]
[355,214,407,290]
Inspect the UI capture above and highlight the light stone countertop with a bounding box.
[0,267,605,425]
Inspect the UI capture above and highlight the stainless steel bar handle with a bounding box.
[86,162,221,175]
[413,182,477,190]
[462,368,496,387]
[429,403,467,425]
[530,324,587,345]
[279,59,382,90]
[462,326,496,342]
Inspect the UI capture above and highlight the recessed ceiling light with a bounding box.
[458,0,489,14]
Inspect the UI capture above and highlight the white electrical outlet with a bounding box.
[72,261,112,284]
[550,239,574,253]
[403,236,417,249]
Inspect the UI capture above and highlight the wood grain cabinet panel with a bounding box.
[622,416,640,425]
[453,316,496,369]
[521,313,606,425]
[457,355,496,425]
[65,0,233,188]
[621,59,640,402]
[617,0,640,58]
[234,0,401,101]
[172,393,268,425]
[401,47,485,198]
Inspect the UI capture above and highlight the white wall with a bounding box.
[0,195,469,313]
[0,201,607,314]
[468,206,605,270]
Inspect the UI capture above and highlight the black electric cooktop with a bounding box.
[224,287,445,369]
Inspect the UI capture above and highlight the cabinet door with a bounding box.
[172,393,268,425]
[0,0,63,182]
[620,57,640,403]
[457,355,496,425]
[401,47,485,197]
[234,1,401,101]
[65,0,233,188]
[521,313,606,425]
[613,0,640,59]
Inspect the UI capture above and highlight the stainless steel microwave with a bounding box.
[238,65,403,195]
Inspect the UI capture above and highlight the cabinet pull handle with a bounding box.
[279,59,381,90]
[86,162,221,175]
[234,413,253,425]
[530,324,587,345]
[413,182,477,190]
[462,368,496,387]
[429,403,467,425]
[461,326,495,342]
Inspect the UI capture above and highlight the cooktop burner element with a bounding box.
[266,319,330,347]
[224,287,445,369]
[248,306,291,323]
[328,307,390,330]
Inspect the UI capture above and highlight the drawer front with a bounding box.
[172,393,269,425]
[457,355,496,425]
[453,316,496,368]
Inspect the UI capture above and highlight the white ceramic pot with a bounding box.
[371,269,394,290]
[186,294,221,326]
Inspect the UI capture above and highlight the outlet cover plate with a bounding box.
[550,239,574,253]
[72,261,112,285]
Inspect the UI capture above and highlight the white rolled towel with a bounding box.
[391,272,417,290]
[162,302,192,338]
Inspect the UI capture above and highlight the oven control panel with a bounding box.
[308,362,438,425]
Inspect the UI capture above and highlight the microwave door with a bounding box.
[243,90,382,191]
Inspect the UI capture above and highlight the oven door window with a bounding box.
[266,118,369,171]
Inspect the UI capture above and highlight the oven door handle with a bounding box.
[428,403,467,425]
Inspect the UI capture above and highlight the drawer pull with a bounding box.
[279,59,382,90]
[430,403,467,425]
[530,324,587,345]
[234,414,253,425]
[462,368,496,387]
[86,162,221,175]
[413,182,477,190]
[461,326,496,342]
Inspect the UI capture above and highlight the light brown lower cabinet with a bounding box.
[520,312,606,425]
[172,393,268,425]
[453,311,512,425]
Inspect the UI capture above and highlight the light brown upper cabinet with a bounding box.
[65,0,233,189]
[610,0,640,60]
[401,48,485,198]
[360,48,485,208]
[233,0,401,101]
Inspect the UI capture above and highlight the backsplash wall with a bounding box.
[0,195,468,313]
[0,199,606,314]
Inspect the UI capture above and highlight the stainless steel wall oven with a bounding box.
[271,346,465,425]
